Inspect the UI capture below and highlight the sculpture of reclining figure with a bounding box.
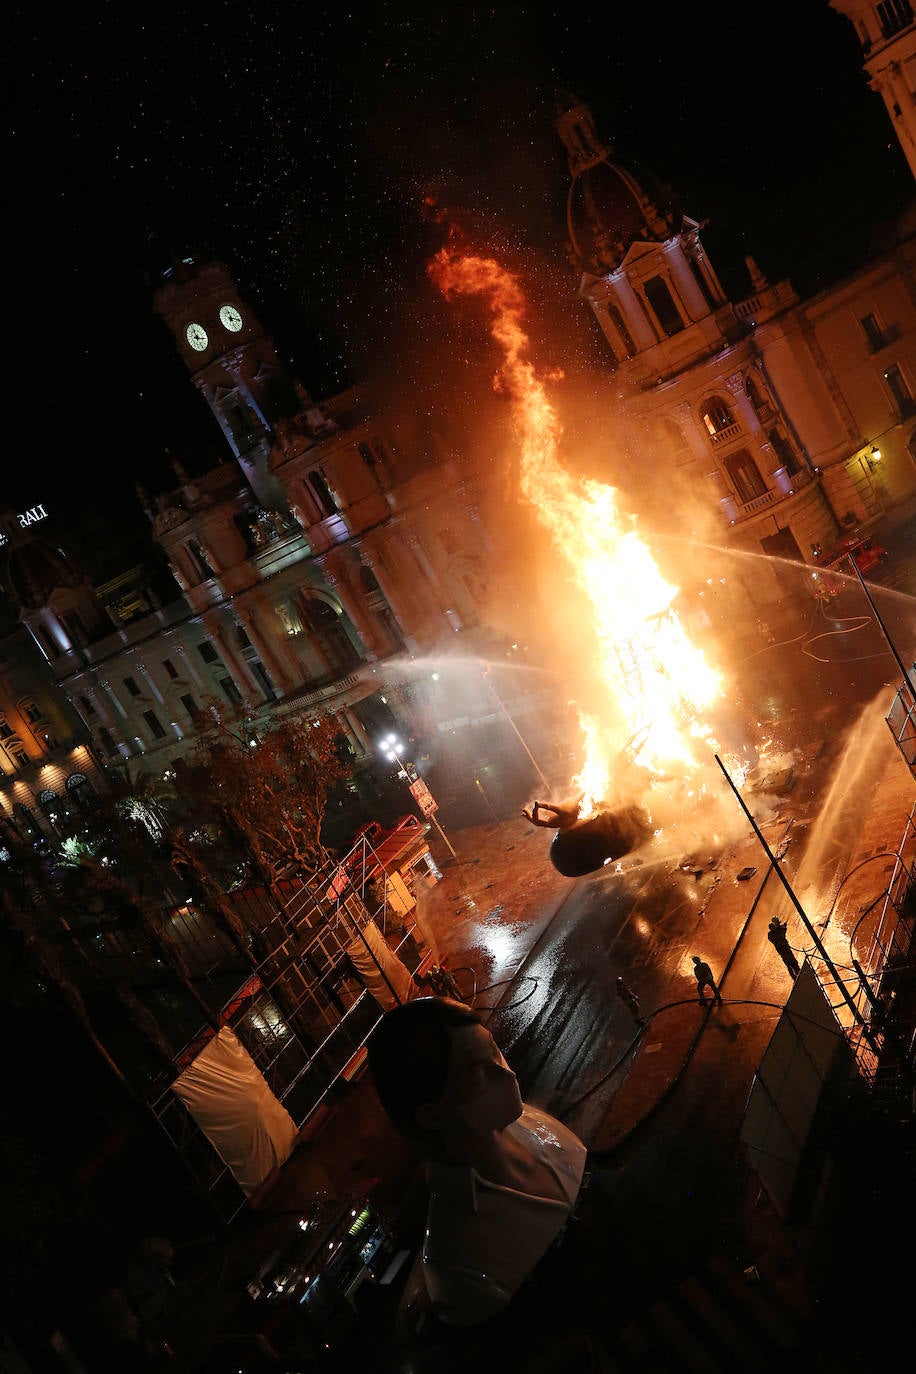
[523,797,652,877]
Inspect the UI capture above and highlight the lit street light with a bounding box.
[380,733,459,863]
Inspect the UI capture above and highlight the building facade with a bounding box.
[0,256,498,840]
[556,94,915,587]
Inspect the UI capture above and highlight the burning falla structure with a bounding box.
[429,239,755,874]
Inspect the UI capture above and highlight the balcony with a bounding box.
[709,421,743,447]
[878,1,913,41]
[719,465,815,525]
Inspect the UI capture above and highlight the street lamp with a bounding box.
[380,733,459,862]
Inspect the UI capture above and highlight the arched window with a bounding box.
[38,789,66,831]
[701,397,735,437]
[300,597,362,674]
[724,449,767,503]
[655,417,691,461]
[66,773,95,812]
[308,471,339,519]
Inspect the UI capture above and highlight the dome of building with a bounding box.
[567,155,680,276]
[5,538,86,610]
[555,93,680,275]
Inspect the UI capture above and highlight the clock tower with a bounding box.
[152,253,302,506]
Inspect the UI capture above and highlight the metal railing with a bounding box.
[147,830,432,1223]
[886,677,916,778]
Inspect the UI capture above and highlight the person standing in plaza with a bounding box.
[615,976,645,1026]
[767,916,801,980]
[691,955,721,1004]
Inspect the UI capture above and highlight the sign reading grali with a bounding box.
[18,503,49,528]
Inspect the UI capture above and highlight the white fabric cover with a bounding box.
[347,919,413,1009]
[172,1026,298,1196]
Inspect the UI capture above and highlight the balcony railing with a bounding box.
[709,422,743,446]
[740,490,777,516]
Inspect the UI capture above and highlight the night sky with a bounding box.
[8,1,913,563]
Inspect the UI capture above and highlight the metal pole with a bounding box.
[482,667,553,795]
[430,815,460,862]
[715,754,876,1039]
[392,748,460,862]
[845,553,913,687]
[475,777,503,827]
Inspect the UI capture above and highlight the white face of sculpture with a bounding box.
[417,1023,523,1137]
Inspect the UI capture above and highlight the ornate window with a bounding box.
[66,773,95,811]
[701,397,735,437]
[300,597,362,674]
[38,789,66,830]
[724,449,767,503]
[655,417,691,462]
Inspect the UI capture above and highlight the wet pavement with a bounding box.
[168,710,916,1374]
[161,499,916,1372]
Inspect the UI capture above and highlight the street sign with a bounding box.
[409,777,438,816]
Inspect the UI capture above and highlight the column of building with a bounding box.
[355,536,422,654]
[317,548,389,660]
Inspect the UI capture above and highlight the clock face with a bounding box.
[186,321,209,352]
[219,303,243,333]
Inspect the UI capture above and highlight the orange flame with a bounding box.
[429,243,723,812]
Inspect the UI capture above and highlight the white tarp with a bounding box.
[740,961,850,1218]
[347,919,413,1009]
[172,1027,298,1196]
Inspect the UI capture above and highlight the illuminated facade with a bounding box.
[0,257,494,837]
[557,95,915,572]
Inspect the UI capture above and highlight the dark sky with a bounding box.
[7,1,912,559]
